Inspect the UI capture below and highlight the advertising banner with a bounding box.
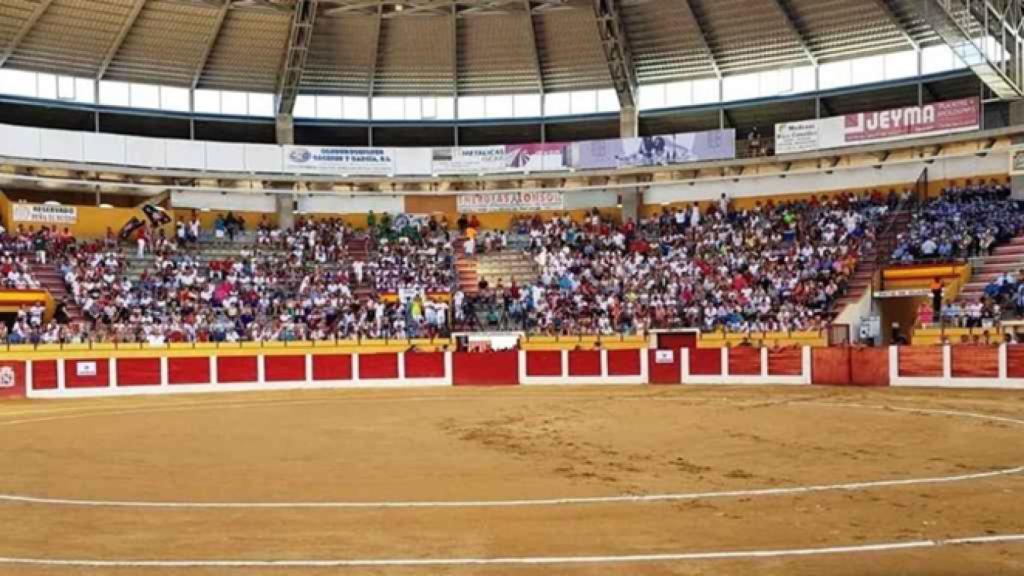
[844,97,979,143]
[776,98,981,154]
[567,130,735,170]
[12,203,77,224]
[432,144,568,174]
[775,120,823,155]
[283,146,396,175]
[456,190,564,213]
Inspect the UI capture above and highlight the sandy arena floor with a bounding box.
[1,385,1024,575]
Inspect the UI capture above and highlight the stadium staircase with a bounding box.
[835,208,912,310]
[35,263,83,323]
[454,236,538,296]
[957,235,1024,302]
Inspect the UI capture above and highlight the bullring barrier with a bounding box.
[1,345,1024,399]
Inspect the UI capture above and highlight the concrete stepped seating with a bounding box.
[473,252,538,288]
[956,235,1024,301]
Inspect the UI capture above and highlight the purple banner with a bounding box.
[567,130,735,170]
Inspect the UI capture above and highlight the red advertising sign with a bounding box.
[844,97,979,143]
[0,361,26,399]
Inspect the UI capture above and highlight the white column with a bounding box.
[801,346,812,384]
[942,344,952,383]
[57,359,65,391]
[560,349,569,379]
[760,347,769,377]
[517,350,528,382]
[721,347,730,377]
[25,360,33,394]
[257,354,266,384]
[680,347,690,384]
[888,346,899,383]
[640,348,649,383]
[210,356,218,385]
[351,354,360,383]
[160,357,169,387]
[999,343,1009,381]
[305,354,313,384]
[600,349,609,378]
[444,350,454,386]
[398,352,406,380]
[109,358,118,388]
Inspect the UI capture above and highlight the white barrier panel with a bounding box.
[0,123,41,159]
[244,144,283,173]
[517,350,648,385]
[165,139,206,170]
[890,344,1024,389]
[82,132,127,165]
[205,141,246,172]
[680,347,812,385]
[125,135,166,168]
[27,352,455,399]
[39,128,83,162]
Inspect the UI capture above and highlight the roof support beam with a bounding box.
[899,0,1024,99]
[97,0,147,80]
[452,2,458,101]
[870,0,920,50]
[678,0,721,78]
[523,0,545,95]
[191,0,231,89]
[770,0,817,66]
[0,0,54,68]
[592,0,637,108]
[367,3,382,99]
[276,0,319,115]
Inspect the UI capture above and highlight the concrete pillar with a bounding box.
[619,104,638,139]
[276,194,295,230]
[619,186,641,223]
[275,113,295,145]
[1010,101,1024,200]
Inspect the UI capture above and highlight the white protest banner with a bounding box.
[283,146,396,175]
[456,190,564,213]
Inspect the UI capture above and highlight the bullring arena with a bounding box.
[7,0,1024,572]
[1,346,1024,574]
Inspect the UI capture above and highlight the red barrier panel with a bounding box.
[951,345,999,378]
[568,350,601,376]
[453,351,519,386]
[168,357,211,385]
[64,359,109,388]
[0,361,26,398]
[851,348,890,386]
[897,346,942,377]
[812,347,890,386]
[359,353,399,379]
[648,349,680,384]
[216,356,258,384]
[812,347,849,385]
[657,333,697,350]
[116,358,161,387]
[690,348,722,376]
[1009,346,1024,378]
[311,355,352,381]
[264,355,306,382]
[405,352,445,378]
[607,349,641,376]
[31,360,58,390]
[526,351,562,376]
[728,347,761,376]
[768,348,802,376]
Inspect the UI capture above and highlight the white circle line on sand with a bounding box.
[0,401,1022,509]
[1,534,1023,567]
[0,465,1020,509]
